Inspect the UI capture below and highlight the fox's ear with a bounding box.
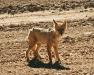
[62,20,67,29]
[63,20,67,25]
[53,19,57,24]
[53,19,58,29]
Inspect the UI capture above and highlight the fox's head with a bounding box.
[53,19,67,35]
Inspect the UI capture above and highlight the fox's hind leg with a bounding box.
[26,40,37,62]
[34,43,41,60]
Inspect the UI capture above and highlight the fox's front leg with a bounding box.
[53,43,61,64]
[47,43,52,64]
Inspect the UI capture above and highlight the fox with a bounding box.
[26,19,67,64]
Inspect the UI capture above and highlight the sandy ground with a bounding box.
[0,4,94,75]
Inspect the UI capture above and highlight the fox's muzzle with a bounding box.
[57,29,64,35]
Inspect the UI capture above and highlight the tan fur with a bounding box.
[26,19,67,63]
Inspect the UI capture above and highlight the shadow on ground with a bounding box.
[27,59,70,70]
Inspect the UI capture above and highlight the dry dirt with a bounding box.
[0,0,94,75]
[0,0,94,14]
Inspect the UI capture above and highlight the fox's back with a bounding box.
[28,27,52,43]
